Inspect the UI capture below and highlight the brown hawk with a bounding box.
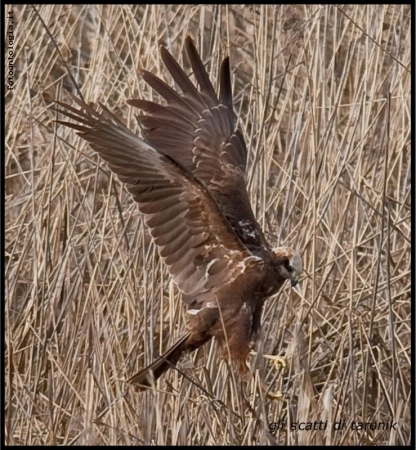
[56,36,302,389]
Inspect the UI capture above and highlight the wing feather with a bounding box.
[185,36,218,103]
[56,100,258,298]
[129,37,268,251]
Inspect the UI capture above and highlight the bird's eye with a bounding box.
[286,264,294,273]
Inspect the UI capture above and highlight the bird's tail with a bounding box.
[127,332,192,389]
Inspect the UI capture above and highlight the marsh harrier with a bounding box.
[57,37,302,389]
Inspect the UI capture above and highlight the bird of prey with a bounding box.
[56,36,302,389]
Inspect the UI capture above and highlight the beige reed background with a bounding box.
[5,4,411,445]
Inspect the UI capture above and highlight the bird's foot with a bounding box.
[266,390,290,402]
[250,351,288,371]
[262,353,288,370]
[249,351,289,401]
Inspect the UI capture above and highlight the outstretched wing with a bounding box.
[56,97,263,299]
[127,36,269,252]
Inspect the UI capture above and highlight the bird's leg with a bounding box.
[249,350,289,401]
[250,350,288,370]
[266,388,288,402]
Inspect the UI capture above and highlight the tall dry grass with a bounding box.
[5,4,411,445]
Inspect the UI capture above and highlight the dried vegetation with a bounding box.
[5,4,411,445]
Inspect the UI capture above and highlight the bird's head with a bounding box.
[271,246,303,287]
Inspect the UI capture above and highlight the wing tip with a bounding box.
[185,35,195,47]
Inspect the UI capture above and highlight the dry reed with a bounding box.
[5,4,411,445]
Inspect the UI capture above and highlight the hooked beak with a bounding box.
[290,273,299,287]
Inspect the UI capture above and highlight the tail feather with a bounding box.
[128,332,192,389]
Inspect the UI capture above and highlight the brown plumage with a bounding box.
[56,36,303,389]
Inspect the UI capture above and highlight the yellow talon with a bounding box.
[249,351,289,401]
[250,351,288,370]
[262,354,288,370]
[267,390,287,401]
